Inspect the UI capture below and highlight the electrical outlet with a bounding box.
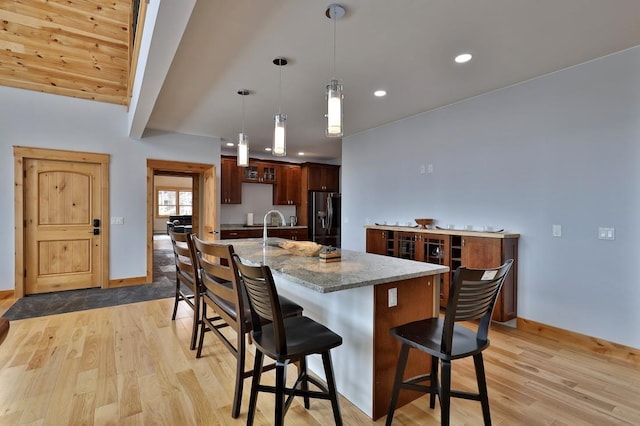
[388,288,397,307]
[552,224,561,237]
[427,164,433,173]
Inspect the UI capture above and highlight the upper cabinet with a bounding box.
[242,161,277,184]
[303,163,340,191]
[221,158,340,219]
[221,156,242,204]
[274,164,301,205]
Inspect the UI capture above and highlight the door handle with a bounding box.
[93,218,100,227]
[91,229,100,235]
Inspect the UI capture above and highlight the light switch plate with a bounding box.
[552,224,562,237]
[598,227,615,240]
[111,217,124,225]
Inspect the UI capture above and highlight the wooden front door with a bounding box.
[24,158,103,294]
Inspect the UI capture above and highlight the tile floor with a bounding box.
[4,235,177,320]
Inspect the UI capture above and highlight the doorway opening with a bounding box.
[146,159,216,284]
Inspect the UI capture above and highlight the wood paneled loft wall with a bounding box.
[0,0,145,105]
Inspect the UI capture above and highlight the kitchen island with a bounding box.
[222,238,449,419]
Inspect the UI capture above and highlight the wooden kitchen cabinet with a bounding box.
[417,234,451,308]
[366,226,518,322]
[220,228,261,239]
[366,228,395,256]
[299,163,341,227]
[242,160,277,184]
[394,231,451,307]
[221,227,308,241]
[270,227,308,241]
[273,164,301,205]
[457,235,518,322]
[303,163,340,191]
[221,156,242,204]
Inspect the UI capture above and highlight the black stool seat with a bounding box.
[253,316,342,361]
[392,318,490,360]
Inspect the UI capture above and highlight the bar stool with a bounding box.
[233,254,343,426]
[168,230,199,350]
[386,260,513,426]
[191,237,303,419]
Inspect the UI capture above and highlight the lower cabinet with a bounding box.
[221,227,308,241]
[220,229,261,239]
[366,227,518,322]
[269,227,308,241]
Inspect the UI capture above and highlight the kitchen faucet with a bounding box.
[263,210,286,247]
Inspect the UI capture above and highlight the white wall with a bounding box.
[342,46,640,349]
[0,86,220,286]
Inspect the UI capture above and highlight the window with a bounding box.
[157,187,192,217]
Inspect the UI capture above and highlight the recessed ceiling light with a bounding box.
[298,152,305,156]
[226,142,235,147]
[374,90,387,97]
[265,147,272,151]
[454,53,472,64]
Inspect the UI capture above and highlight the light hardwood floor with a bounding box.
[0,298,638,425]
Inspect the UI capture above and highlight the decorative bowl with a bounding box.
[414,218,434,229]
[278,241,323,257]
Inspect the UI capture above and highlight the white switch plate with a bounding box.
[598,227,615,240]
[427,164,433,173]
[388,287,397,307]
[419,164,426,174]
[111,217,124,225]
[552,224,562,237]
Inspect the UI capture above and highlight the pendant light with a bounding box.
[325,4,345,138]
[273,57,287,157]
[237,89,250,167]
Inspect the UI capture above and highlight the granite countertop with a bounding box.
[222,238,449,294]
[364,224,519,239]
[221,224,308,230]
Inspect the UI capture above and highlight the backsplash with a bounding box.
[220,183,296,225]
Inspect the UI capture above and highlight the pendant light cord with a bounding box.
[278,64,282,114]
[332,6,337,79]
[241,94,245,133]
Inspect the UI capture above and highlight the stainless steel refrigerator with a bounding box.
[309,192,341,248]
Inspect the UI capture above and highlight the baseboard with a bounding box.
[517,317,639,366]
[108,276,149,288]
[0,290,14,300]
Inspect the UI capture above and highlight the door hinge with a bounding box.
[24,269,27,278]
[24,170,27,178]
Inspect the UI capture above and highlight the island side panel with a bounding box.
[273,275,376,417]
[373,275,439,420]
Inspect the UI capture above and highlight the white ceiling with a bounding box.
[144,0,640,162]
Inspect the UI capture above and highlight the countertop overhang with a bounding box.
[220,238,449,293]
